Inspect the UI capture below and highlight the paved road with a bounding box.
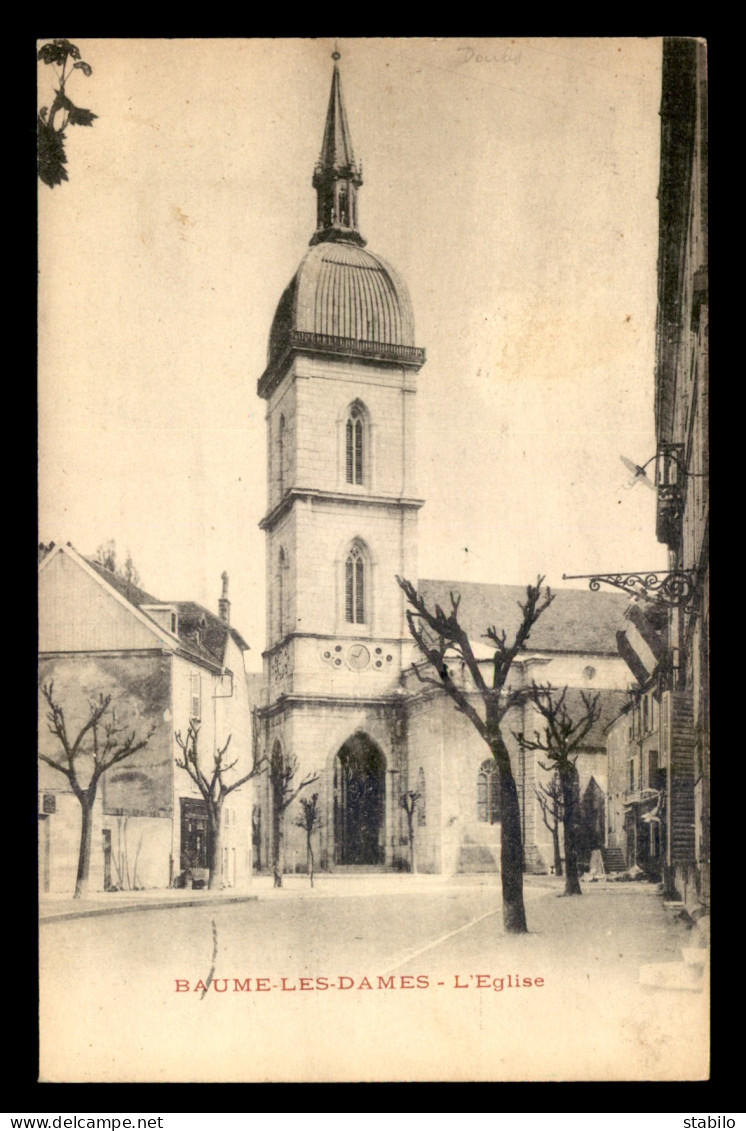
[39,879,708,1083]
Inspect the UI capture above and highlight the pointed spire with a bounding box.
[310,48,365,247]
[318,57,358,174]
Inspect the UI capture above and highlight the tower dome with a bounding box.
[268,242,416,364]
[259,51,424,397]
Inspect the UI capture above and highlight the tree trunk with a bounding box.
[552,824,563,877]
[208,800,223,890]
[74,796,95,900]
[494,740,528,933]
[407,811,417,874]
[561,770,582,896]
[272,806,283,888]
[307,833,314,888]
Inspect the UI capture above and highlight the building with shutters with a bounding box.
[653,38,708,907]
[605,38,708,910]
[251,52,634,878]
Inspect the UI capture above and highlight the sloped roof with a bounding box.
[86,560,160,607]
[166,599,250,660]
[84,558,248,669]
[417,580,628,656]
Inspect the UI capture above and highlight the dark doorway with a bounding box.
[180,797,209,871]
[102,828,113,891]
[252,804,262,871]
[334,733,386,865]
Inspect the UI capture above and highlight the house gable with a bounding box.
[39,548,171,654]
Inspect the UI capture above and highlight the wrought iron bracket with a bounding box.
[562,569,697,609]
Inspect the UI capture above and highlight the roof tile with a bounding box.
[417,579,628,655]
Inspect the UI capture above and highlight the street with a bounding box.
[39,877,708,1082]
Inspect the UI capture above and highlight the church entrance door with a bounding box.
[334,734,386,865]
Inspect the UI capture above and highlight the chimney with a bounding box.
[218,571,231,624]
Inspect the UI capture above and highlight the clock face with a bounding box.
[347,644,370,671]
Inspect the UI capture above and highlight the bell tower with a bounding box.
[256,49,426,869]
[310,50,365,247]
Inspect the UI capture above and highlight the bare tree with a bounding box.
[175,714,266,890]
[269,747,319,888]
[40,681,155,899]
[400,790,421,874]
[93,540,141,587]
[514,683,601,896]
[534,773,564,877]
[122,552,140,587]
[94,539,117,572]
[295,793,322,887]
[397,575,555,933]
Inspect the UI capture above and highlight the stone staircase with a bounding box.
[601,846,628,873]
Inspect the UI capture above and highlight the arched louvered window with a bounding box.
[346,403,364,485]
[477,760,500,824]
[345,545,365,624]
[338,185,349,227]
[417,767,426,827]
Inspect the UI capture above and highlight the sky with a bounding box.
[38,37,667,672]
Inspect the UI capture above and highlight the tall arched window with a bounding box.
[345,545,365,624]
[346,403,364,485]
[477,760,500,824]
[417,767,426,827]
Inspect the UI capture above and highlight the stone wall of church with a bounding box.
[405,691,517,874]
[402,651,630,875]
[266,379,297,512]
[293,501,418,641]
[266,509,296,649]
[264,507,418,652]
[291,355,418,497]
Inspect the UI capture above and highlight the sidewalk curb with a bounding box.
[41,893,259,924]
[40,876,662,923]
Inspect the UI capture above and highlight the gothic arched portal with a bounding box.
[334,733,386,865]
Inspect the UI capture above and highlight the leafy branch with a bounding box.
[38,39,97,188]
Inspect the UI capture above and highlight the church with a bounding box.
[252,52,632,877]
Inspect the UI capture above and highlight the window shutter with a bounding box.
[355,556,365,622]
[345,557,354,622]
[660,690,671,768]
[355,417,363,483]
[190,673,201,721]
[346,419,354,483]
